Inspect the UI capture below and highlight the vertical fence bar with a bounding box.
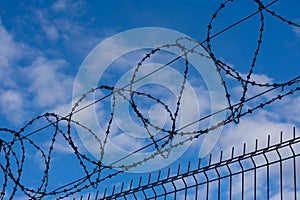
[192,174,198,200]
[278,132,283,200]
[252,139,258,200]
[203,170,209,200]
[226,160,233,200]
[94,191,98,200]
[182,176,188,200]
[102,188,107,199]
[289,127,297,200]
[171,179,177,200]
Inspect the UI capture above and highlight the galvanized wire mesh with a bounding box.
[79,128,299,200]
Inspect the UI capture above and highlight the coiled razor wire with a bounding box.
[0,0,299,199]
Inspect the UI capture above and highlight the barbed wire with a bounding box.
[0,0,299,199]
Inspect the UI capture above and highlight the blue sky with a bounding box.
[0,0,299,199]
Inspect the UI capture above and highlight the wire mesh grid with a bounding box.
[78,127,299,200]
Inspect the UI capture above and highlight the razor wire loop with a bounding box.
[0,0,299,199]
[206,0,266,124]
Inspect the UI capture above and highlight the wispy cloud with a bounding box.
[0,20,28,125]
[52,0,69,12]
[271,191,300,200]
[0,90,25,123]
[0,19,75,124]
[24,57,73,109]
[0,20,22,88]
[51,0,85,14]
[33,10,60,40]
[25,1,105,57]
[218,111,296,157]
[293,26,300,38]
[0,19,21,66]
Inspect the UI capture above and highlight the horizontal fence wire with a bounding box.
[79,127,300,200]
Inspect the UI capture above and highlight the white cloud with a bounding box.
[217,111,296,157]
[52,0,85,13]
[231,73,275,103]
[0,20,30,125]
[293,26,300,38]
[43,24,59,40]
[34,10,60,40]
[0,19,21,66]
[24,57,73,109]
[0,90,25,123]
[0,22,74,123]
[0,20,23,89]
[50,102,72,117]
[50,134,87,155]
[0,22,27,124]
[275,95,300,123]
[52,0,68,12]
[270,191,300,200]
[31,5,103,56]
[32,2,98,44]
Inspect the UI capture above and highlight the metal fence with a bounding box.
[78,128,299,200]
